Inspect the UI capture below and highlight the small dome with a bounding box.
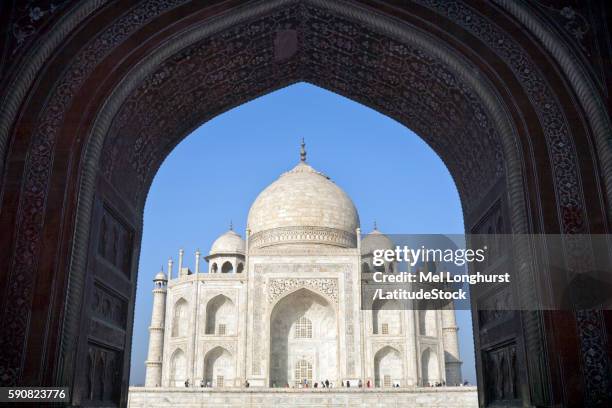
[210,229,245,255]
[247,162,360,247]
[154,271,167,281]
[361,228,394,255]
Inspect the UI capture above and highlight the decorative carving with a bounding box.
[0,0,189,385]
[84,343,121,404]
[470,199,505,268]
[478,287,514,328]
[202,342,236,358]
[91,284,127,328]
[251,276,263,375]
[483,343,519,403]
[8,0,72,56]
[532,2,590,53]
[98,208,133,277]
[343,267,355,376]
[267,278,338,304]
[101,2,504,211]
[1,0,606,404]
[250,246,356,256]
[249,226,356,249]
[415,0,609,400]
[89,319,125,350]
[373,343,404,355]
[576,309,610,406]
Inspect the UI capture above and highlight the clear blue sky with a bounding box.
[129,82,476,386]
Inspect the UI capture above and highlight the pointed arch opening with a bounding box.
[372,298,402,335]
[421,347,440,386]
[205,294,236,335]
[221,261,233,273]
[419,309,437,337]
[170,349,186,387]
[374,346,403,388]
[204,346,234,388]
[269,288,337,387]
[171,298,189,337]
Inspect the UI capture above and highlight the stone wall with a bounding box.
[127,386,478,407]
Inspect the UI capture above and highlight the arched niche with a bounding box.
[203,347,234,388]
[269,288,337,387]
[171,298,189,337]
[374,346,403,388]
[421,347,440,386]
[221,261,233,274]
[205,294,235,335]
[418,309,437,337]
[169,349,187,387]
[372,298,402,335]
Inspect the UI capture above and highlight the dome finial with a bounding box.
[229,220,233,231]
[373,220,378,231]
[300,137,306,162]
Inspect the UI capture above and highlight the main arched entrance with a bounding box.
[269,288,337,387]
[0,1,610,407]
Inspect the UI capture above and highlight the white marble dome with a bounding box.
[361,228,394,254]
[209,229,245,255]
[247,161,360,247]
[154,271,167,281]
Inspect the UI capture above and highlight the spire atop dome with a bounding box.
[373,220,378,231]
[229,220,233,231]
[300,138,306,162]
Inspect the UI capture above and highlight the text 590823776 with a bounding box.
[0,387,69,403]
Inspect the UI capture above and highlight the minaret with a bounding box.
[144,269,167,387]
[178,248,184,276]
[195,249,201,274]
[442,302,462,385]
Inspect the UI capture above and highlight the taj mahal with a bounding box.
[131,143,470,407]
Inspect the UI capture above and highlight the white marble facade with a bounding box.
[144,146,462,391]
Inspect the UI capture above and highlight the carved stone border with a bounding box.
[413,0,610,401]
[267,278,339,304]
[0,0,606,399]
[495,0,612,224]
[0,0,106,175]
[249,226,356,249]
[65,0,525,388]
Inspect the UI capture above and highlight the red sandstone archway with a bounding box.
[0,1,610,407]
